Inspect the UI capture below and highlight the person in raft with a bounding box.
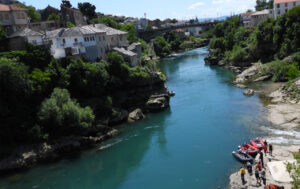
[269,144,273,156]
[240,167,246,185]
[264,140,268,155]
[255,167,261,186]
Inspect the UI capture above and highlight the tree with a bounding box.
[38,88,94,136]
[153,35,171,57]
[48,13,60,21]
[121,24,138,43]
[67,59,109,98]
[98,16,121,29]
[27,6,41,22]
[61,0,72,8]
[78,2,97,20]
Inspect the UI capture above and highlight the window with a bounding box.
[32,40,37,45]
[21,13,25,19]
[294,2,296,6]
[277,4,280,8]
[99,36,101,41]
[103,36,105,40]
[285,3,288,7]
[100,48,103,53]
[62,39,66,44]
[285,8,288,12]
[4,14,9,20]
[111,37,114,41]
[120,35,123,41]
[0,14,2,21]
[278,10,281,15]
[74,38,78,43]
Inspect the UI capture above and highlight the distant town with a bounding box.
[0,0,299,64]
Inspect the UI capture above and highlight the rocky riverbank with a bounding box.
[0,72,173,174]
[205,51,300,188]
[229,145,299,189]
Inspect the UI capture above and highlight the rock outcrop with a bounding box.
[235,63,261,83]
[243,89,255,96]
[0,128,120,174]
[128,108,145,122]
[146,94,170,112]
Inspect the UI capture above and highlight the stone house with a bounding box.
[113,47,138,67]
[39,5,60,21]
[274,0,300,18]
[240,12,254,27]
[250,9,271,26]
[61,5,86,27]
[29,20,60,32]
[7,28,43,50]
[94,24,128,50]
[127,42,142,59]
[0,4,28,33]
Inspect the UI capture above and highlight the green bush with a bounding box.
[38,88,94,136]
[228,45,248,64]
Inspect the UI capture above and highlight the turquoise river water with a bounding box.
[0,47,270,189]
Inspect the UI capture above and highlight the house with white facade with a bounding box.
[7,28,43,50]
[274,0,300,18]
[45,26,107,61]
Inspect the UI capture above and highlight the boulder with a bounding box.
[107,129,120,137]
[218,60,226,66]
[243,89,255,96]
[146,96,169,112]
[236,84,247,89]
[235,63,260,83]
[253,75,272,82]
[128,108,145,122]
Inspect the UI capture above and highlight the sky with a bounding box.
[23,0,257,20]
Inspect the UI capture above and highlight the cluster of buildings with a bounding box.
[241,0,300,27]
[0,0,142,66]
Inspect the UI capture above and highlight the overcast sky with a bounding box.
[24,0,256,20]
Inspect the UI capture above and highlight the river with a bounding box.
[0,47,270,189]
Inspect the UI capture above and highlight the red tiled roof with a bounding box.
[0,4,27,11]
[274,0,299,4]
[241,12,254,16]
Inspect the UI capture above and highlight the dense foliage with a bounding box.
[0,45,156,146]
[47,13,60,21]
[209,6,300,82]
[78,2,97,20]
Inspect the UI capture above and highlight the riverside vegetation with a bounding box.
[205,4,300,188]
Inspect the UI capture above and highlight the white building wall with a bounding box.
[274,1,300,18]
[27,36,43,45]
